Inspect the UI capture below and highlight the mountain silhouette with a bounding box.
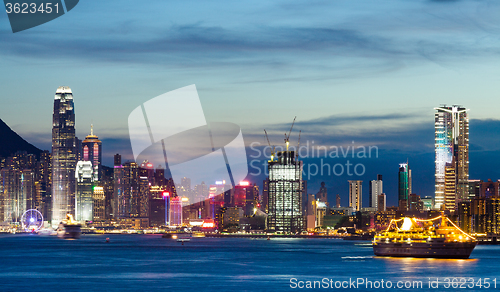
[0,118,43,158]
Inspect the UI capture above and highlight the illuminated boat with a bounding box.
[57,213,82,239]
[373,216,477,259]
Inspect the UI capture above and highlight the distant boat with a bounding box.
[57,213,81,239]
[373,216,477,259]
[162,232,192,241]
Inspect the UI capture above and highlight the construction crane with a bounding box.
[296,130,301,158]
[264,129,276,162]
[284,116,296,151]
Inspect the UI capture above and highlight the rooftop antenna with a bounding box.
[264,129,276,162]
[284,116,296,151]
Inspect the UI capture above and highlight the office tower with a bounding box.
[164,191,170,226]
[113,154,123,218]
[471,196,500,234]
[435,105,469,210]
[92,186,105,220]
[51,86,77,226]
[336,194,341,208]
[122,162,139,218]
[0,167,35,222]
[181,177,191,193]
[348,180,362,211]
[408,194,423,211]
[193,182,208,202]
[233,181,259,216]
[149,185,168,226]
[154,166,166,186]
[468,179,482,199]
[138,163,151,218]
[0,152,37,222]
[75,161,93,222]
[316,182,327,204]
[82,125,102,182]
[262,179,269,213]
[398,163,411,211]
[444,161,457,210]
[36,150,51,221]
[170,196,182,225]
[377,193,386,212]
[369,174,383,209]
[267,150,304,233]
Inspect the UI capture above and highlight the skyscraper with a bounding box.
[75,161,93,222]
[348,180,362,211]
[435,105,469,210]
[398,163,411,211]
[113,153,123,218]
[369,174,383,209]
[316,182,327,204]
[82,125,102,182]
[267,150,304,233]
[51,86,77,226]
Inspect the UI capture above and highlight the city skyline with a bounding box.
[2,1,500,208]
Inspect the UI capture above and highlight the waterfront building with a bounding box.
[369,174,383,210]
[377,193,386,212]
[267,150,304,233]
[113,154,123,218]
[51,86,77,226]
[75,161,93,222]
[122,162,139,218]
[398,163,411,211]
[435,105,469,210]
[170,196,182,225]
[348,180,362,211]
[93,186,105,220]
[82,125,102,182]
[233,181,259,216]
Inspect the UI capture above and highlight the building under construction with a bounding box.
[266,118,305,233]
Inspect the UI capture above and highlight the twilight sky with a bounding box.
[1,0,500,206]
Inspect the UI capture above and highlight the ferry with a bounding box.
[57,213,82,239]
[373,216,477,259]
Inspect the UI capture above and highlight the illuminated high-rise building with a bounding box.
[348,180,362,211]
[92,186,105,220]
[170,196,183,225]
[75,161,93,222]
[267,150,304,233]
[51,86,77,226]
[82,125,102,182]
[122,162,139,218]
[369,174,383,210]
[435,105,469,210]
[398,163,411,211]
[113,153,123,218]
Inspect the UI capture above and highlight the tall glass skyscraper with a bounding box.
[267,150,304,233]
[75,160,93,222]
[434,105,469,211]
[51,86,77,226]
[398,163,411,211]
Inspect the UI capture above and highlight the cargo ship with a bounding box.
[373,216,477,259]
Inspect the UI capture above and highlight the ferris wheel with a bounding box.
[21,209,44,232]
